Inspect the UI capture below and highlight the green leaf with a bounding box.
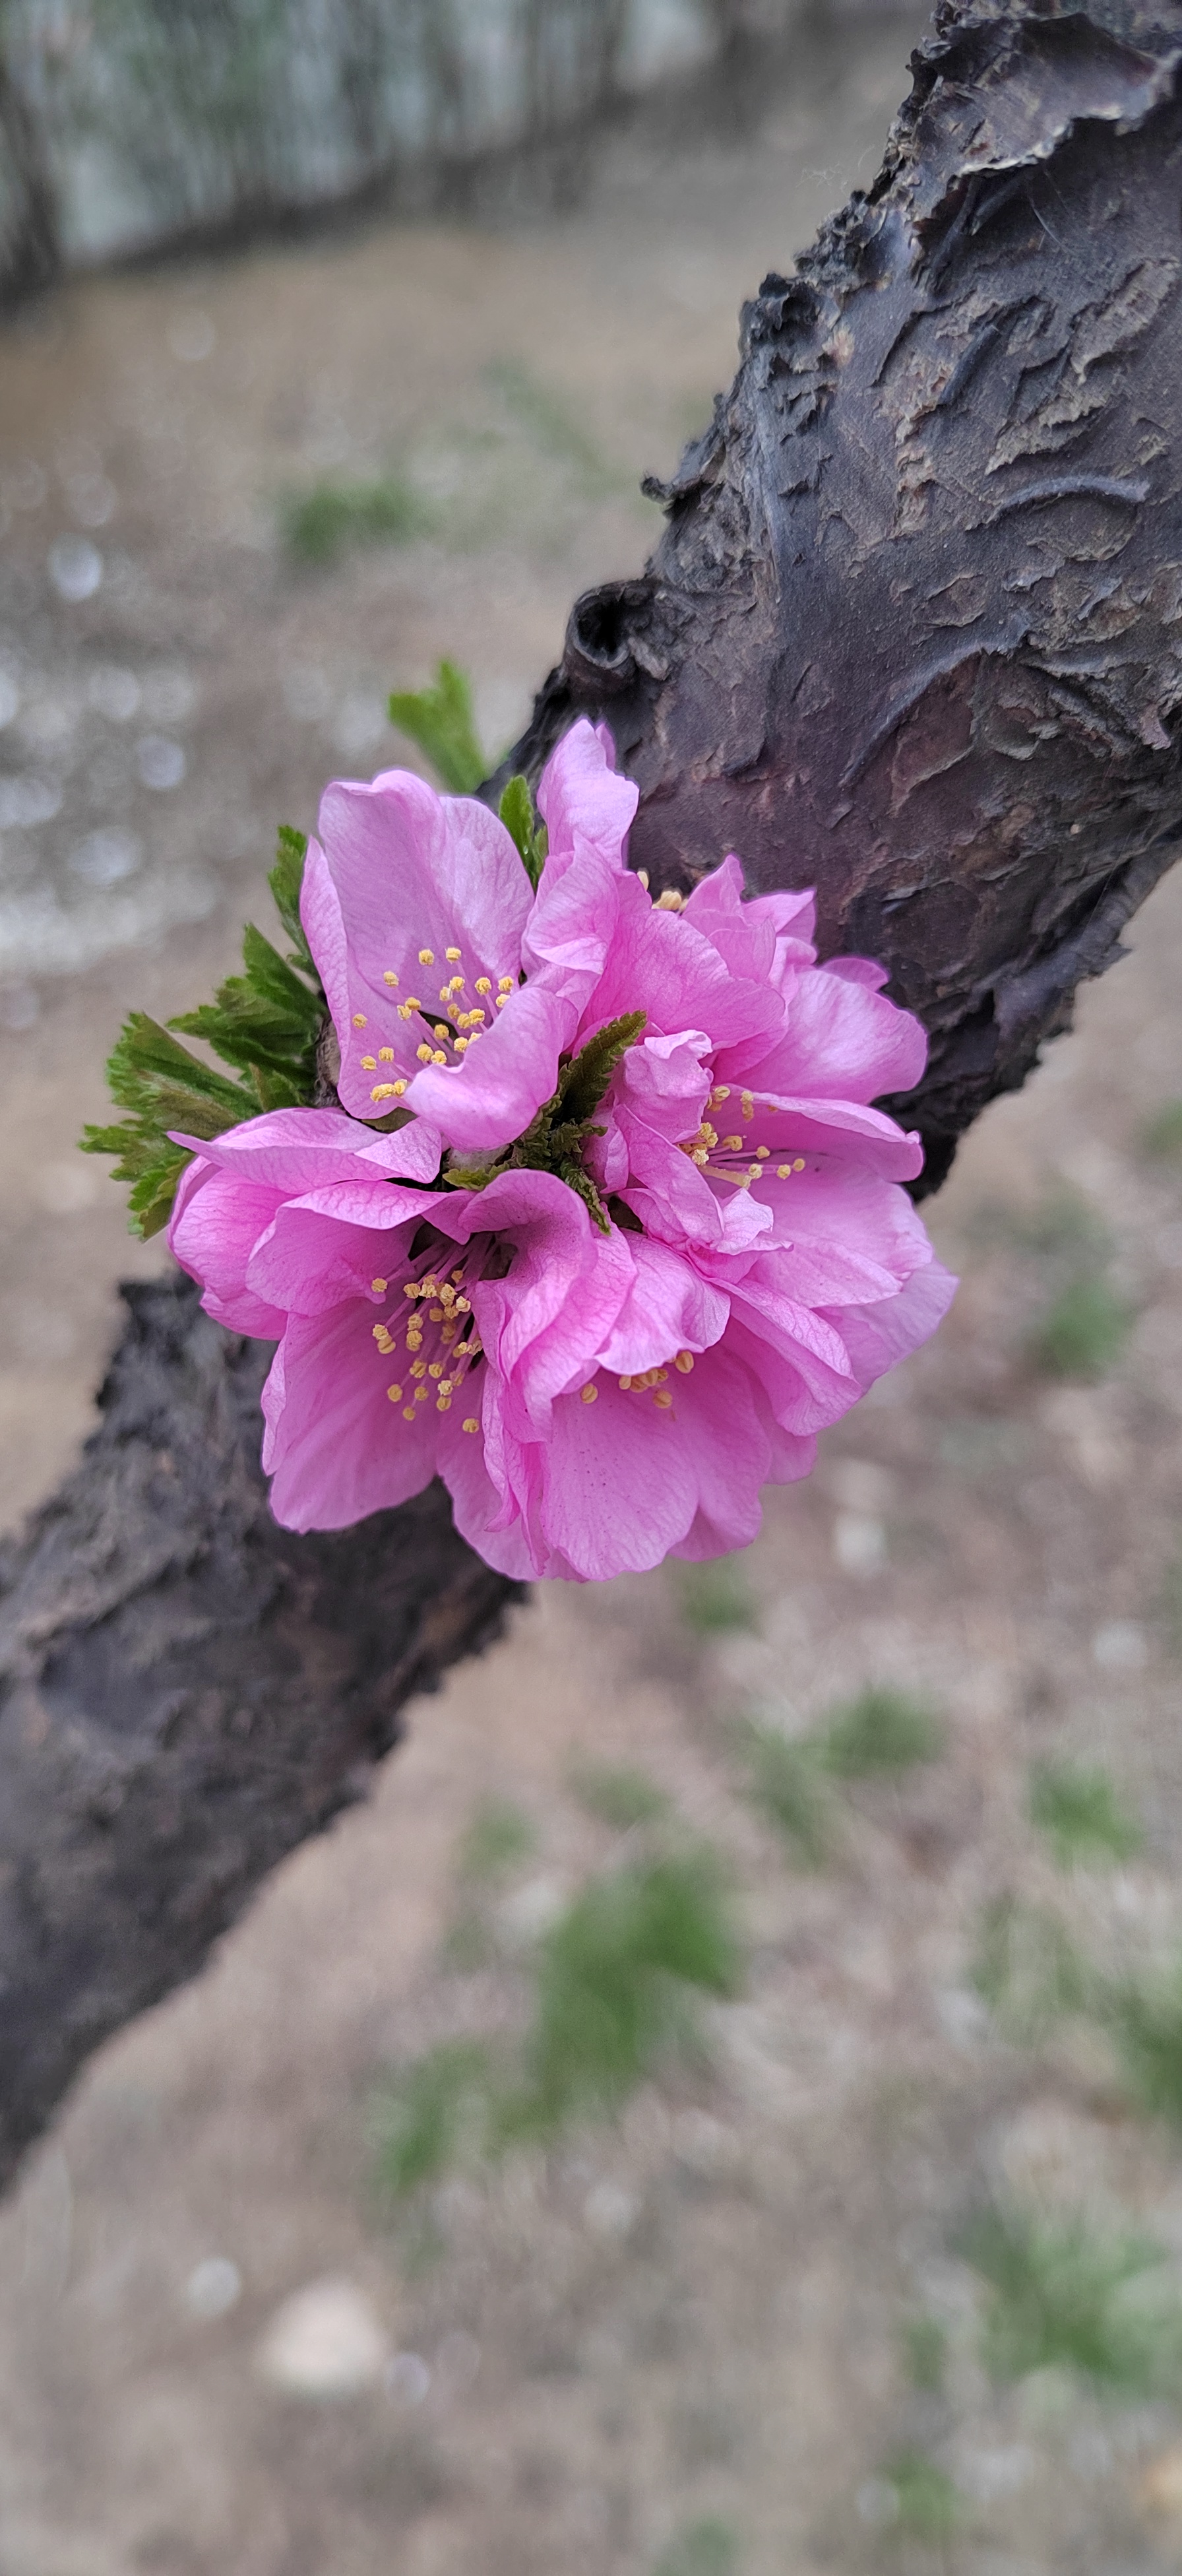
[389,660,486,794]
[498,773,547,890]
[105,1014,253,1118]
[555,1012,646,1128]
[268,825,316,974]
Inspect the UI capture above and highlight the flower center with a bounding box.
[680,1085,806,1188]
[370,1241,492,1433]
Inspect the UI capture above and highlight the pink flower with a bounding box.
[170,721,954,1579]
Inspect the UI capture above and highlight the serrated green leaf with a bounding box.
[389,660,486,795]
[556,1012,646,1128]
[128,1149,194,1239]
[269,825,316,973]
[107,1014,253,1117]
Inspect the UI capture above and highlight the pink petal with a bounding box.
[731,965,927,1102]
[596,1235,729,1376]
[169,1161,288,1337]
[264,1304,440,1531]
[536,717,638,884]
[245,1182,428,1314]
[404,982,573,1153]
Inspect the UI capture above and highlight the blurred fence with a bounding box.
[0,0,821,299]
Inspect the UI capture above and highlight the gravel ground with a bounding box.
[6,21,1182,2574]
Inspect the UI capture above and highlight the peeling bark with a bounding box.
[4,0,1182,2189]
[507,0,1182,1190]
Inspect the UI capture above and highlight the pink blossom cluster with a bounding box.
[170,721,954,1580]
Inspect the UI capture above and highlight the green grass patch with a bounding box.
[902,2314,948,2395]
[972,1894,1092,2043]
[1028,1758,1143,1869]
[677,1555,757,1634]
[282,472,427,565]
[1103,1958,1182,2127]
[962,2204,1182,2394]
[458,1799,536,1884]
[1141,1099,1182,1157]
[742,1723,833,1865]
[374,2038,496,2198]
[653,2517,740,2576]
[880,2452,961,2545]
[376,1844,742,2197]
[569,1760,671,1830]
[1027,1275,1131,1380]
[819,1685,943,1779]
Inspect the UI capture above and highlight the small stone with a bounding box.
[185,2255,242,2319]
[256,2276,390,2398]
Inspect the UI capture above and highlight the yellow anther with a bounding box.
[392,1079,407,1095]
[439,986,452,1003]
[713,1085,731,1101]
[418,948,434,965]
[434,1023,449,1040]
[416,1043,434,1062]
[675,1351,695,1373]
[619,1375,633,1391]
[429,1305,444,1322]
[755,1145,770,1159]
[462,1417,479,1434]
[379,1046,395,1063]
[495,994,509,1008]
[453,1339,470,1357]
[445,946,462,961]
[653,1389,673,1407]
[655,888,684,911]
[700,1124,718,1149]
[722,1134,744,1152]
[371,1277,388,1294]
[410,1359,427,1379]
[777,1164,793,1179]
[791,1156,804,1170]
[360,1054,377,1070]
[636,868,650,888]
[580,1382,598,1403]
[436,1398,452,1413]
[371,1082,400,1101]
[440,1285,456,1304]
[449,974,464,992]
[454,1296,470,1313]
[498,976,514,992]
[438,1379,454,1397]
[383,969,399,986]
[404,1282,418,1298]
[429,1362,443,1378]
[741,1093,755,1119]
[454,1036,468,1051]
[432,1048,447,1064]
[691,1149,709,1167]
[475,977,491,996]
[747,1163,761,1180]
[415,1383,429,1401]
[402,1405,416,1422]
[468,1008,485,1023]
[386,1383,403,1403]
[398,1003,414,1019]
[372,1323,386,1341]
[352,1012,367,1027]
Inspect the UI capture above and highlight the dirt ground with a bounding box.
[5,20,1182,2574]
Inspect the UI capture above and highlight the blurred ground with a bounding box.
[6,17,1182,2575]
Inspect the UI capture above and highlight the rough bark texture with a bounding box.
[507,0,1182,1191]
[0,1282,521,2192]
[4,0,1182,2191]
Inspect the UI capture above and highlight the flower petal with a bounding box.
[536,717,638,885]
[264,1304,439,1531]
[404,981,573,1153]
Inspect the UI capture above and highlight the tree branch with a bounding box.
[4,0,1182,2189]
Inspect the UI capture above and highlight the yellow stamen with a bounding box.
[777,1164,793,1179]
[495,994,509,1008]
[370,1082,400,1101]
[386,1383,403,1403]
[675,1351,695,1373]
[392,1080,407,1095]
[352,1012,367,1027]
[449,975,464,992]
[415,1384,429,1402]
[445,946,462,961]
[462,1417,479,1434]
[410,1360,427,1379]
[793,1157,806,1171]
[416,1043,433,1063]
[434,1023,449,1040]
[498,976,514,992]
[475,977,491,995]
[619,1375,633,1391]
[432,1048,447,1064]
[713,1085,731,1102]
[741,1093,755,1120]
[755,1145,770,1159]
[418,948,434,965]
[455,1036,469,1051]
[383,969,399,986]
[580,1382,598,1403]
[428,1362,443,1379]
[402,1405,416,1421]
[722,1134,744,1152]
[371,1277,388,1294]
[653,1389,673,1408]
[360,1054,377,1070]
[655,888,684,911]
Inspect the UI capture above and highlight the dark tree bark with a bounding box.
[508,0,1182,1191]
[3,0,1182,2191]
